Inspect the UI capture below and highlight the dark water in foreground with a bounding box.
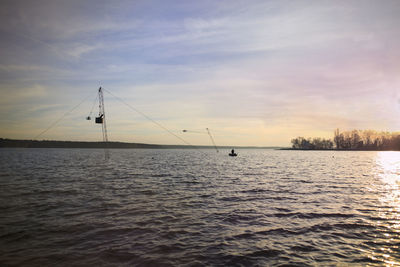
[0,148,399,266]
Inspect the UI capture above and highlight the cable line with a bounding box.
[183,128,219,152]
[102,88,207,154]
[86,94,98,120]
[33,93,94,140]
[182,129,207,134]
[206,128,219,152]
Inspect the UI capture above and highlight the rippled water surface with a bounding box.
[1,148,400,266]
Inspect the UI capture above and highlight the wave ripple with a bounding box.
[0,149,399,266]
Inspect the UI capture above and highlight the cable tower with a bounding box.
[95,87,109,159]
[206,128,219,152]
[182,128,219,152]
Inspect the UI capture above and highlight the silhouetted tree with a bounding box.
[293,129,400,150]
[291,137,333,150]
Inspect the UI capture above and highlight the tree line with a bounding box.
[291,129,400,150]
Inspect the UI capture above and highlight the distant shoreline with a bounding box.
[290,129,400,151]
[280,148,399,151]
[2,138,397,151]
[0,138,280,150]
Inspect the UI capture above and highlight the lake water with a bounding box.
[0,148,399,266]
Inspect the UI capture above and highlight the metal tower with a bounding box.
[95,87,109,159]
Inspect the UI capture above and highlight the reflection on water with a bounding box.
[374,152,400,266]
[377,152,400,186]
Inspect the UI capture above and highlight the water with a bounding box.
[0,148,399,266]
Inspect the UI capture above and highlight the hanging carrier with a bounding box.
[95,114,104,124]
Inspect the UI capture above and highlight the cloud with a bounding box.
[1,0,400,145]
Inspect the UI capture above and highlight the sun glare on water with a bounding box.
[373,152,400,266]
[376,152,400,186]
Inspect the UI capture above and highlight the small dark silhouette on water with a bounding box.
[229,149,237,156]
[291,128,400,150]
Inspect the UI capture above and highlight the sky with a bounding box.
[1,0,400,146]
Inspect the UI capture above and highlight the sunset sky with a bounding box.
[1,0,400,146]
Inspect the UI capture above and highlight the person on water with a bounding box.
[231,149,235,154]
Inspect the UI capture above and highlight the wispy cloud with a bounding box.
[1,0,400,145]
